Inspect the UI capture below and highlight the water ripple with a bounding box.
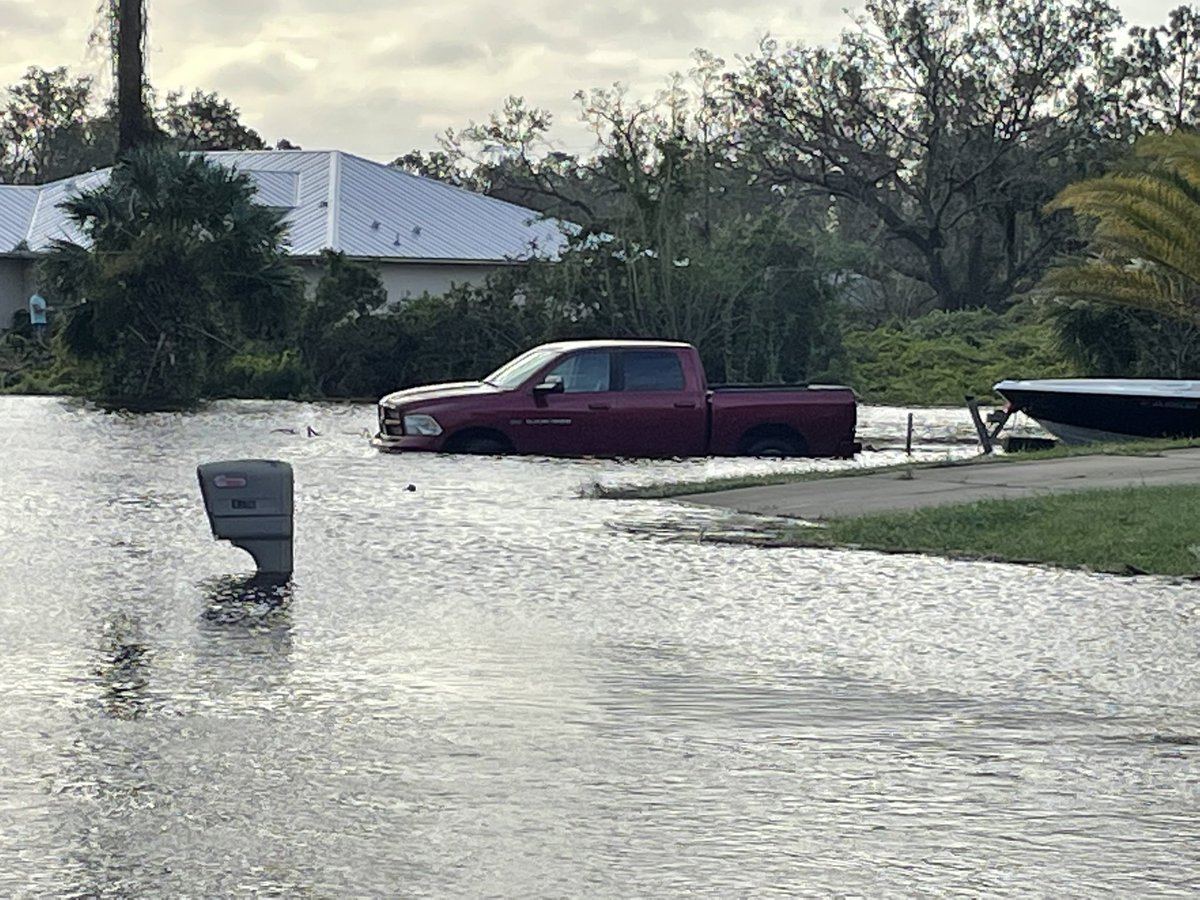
[0,396,1196,896]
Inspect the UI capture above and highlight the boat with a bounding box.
[993,378,1200,445]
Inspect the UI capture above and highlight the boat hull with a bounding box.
[994,379,1200,445]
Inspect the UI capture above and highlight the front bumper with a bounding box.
[374,404,445,452]
[370,432,442,453]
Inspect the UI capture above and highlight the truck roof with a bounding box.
[532,339,693,352]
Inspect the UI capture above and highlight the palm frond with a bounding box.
[1041,133,1200,325]
[1039,261,1200,325]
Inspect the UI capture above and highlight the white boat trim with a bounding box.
[994,378,1200,398]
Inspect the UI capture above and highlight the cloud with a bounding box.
[1,0,1177,164]
[153,1,282,45]
[410,40,490,68]
[0,1,57,34]
[205,52,309,98]
[0,0,856,157]
[243,86,435,157]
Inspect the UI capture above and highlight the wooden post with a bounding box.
[905,412,914,455]
[965,395,993,454]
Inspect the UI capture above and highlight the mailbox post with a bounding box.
[197,459,293,579]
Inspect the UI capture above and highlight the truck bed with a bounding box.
[707,385,859,457]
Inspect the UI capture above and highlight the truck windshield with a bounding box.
[484,348,559,389]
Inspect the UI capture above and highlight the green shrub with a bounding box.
[218,349,311,399]
[844,305,1077,406]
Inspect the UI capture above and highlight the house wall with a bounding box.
[377,263,494,302]
[0,257,509,333]
[293,260,499,305]
[0,258,33,329]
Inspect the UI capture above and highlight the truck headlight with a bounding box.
[403,413,443,436]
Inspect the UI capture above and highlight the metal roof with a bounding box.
[0,150,568,263]
[0,185,40,251]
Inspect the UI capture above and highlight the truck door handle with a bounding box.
[673,401,697,408]
[588,402,610,410]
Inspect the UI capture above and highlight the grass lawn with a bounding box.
[788,483,1200,576]
[593,439,1200,575]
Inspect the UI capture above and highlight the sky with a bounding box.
[0,0,1188,163]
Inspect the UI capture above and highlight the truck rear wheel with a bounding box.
[744,435,806,458]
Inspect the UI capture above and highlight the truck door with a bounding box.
[513,349,620,456]
[611,349,708,457]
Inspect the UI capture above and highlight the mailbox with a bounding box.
[197,459,293,579]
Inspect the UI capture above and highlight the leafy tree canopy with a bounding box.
[725,0,1129,312]
[0,67,275,184]
[159,89,266,152]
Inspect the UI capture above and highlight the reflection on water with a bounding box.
[0,396,1196,896]
[95,612,152,721]
[200,574,294,628]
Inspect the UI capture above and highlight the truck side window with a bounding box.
[544,350,611,392]
[622,351,686,391]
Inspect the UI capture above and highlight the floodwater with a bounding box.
[0,396,1197,897]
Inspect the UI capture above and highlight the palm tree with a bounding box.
[40,146,301,409]
[1039,132,1200,326]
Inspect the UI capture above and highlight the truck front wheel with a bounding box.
[744,435,807,458]
[459,437,508,454]
[444,432,512,455]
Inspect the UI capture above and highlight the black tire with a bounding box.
[744,435,805,458]
[452,435,509,455]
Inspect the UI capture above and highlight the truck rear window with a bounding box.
[622,351,685,391]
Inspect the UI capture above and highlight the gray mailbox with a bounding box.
[197,459,293,579]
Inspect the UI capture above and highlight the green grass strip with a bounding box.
[788,483,1200,576]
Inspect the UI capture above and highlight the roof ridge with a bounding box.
[326,150,342,250]
[25,183,45,247]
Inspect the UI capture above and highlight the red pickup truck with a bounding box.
[372,340,860,458]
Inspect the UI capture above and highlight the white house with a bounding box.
[0,149,568,328]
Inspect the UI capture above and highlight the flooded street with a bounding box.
[1,396,1198,896]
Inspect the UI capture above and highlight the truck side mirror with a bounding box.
[533,376,565,395]
[197,459,293,580]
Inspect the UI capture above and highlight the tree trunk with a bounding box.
[117,0,148,153]
[926,248,960,311]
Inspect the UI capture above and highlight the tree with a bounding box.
[390,149,472,187]
[1121,5,1200,132]
[402,97,597,217]
[40,146,301,408]
[0,64,276,184]
[0,67,104,183]
[568,74,844,379]
[1038,131,1200,328]
[388,62,848,382]
[1045,301,1200,376]
[433,73,845,381]
[726,0,1129,312]
[298,251,391,395]
[159,89,266,151]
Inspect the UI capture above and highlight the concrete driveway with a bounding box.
[677,449,1200,520]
